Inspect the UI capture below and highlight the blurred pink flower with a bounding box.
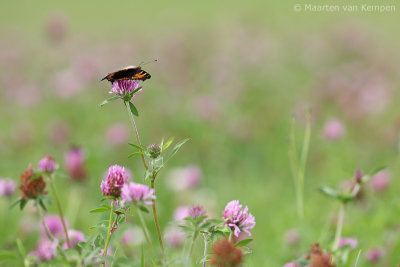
[40,215,67,239]
[5,84,42,107]
[0,178,16,197]
[283,263,298,267]
[284,228,300,246]
[105,123,129,146]
[339,237,358,249]
[74,55,100,82]
[45,12,68,41]
[121,226,144,245]
[31,239,58,261]
[52,69,84,99]
[371,170,391,193]
[63,230,85,249]
[223,200,255,237]
[164,226,185,248]
[38,155,57,173]
[193,95,219,120]
[101,165,130,198]
[323,119,345,140]
[365,248,385,262]
[188,205,206,219]
[173,206,190,221]
[65,147,86,181]
[121,182,155,205]
[167,165,202,191]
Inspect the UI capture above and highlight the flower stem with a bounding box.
[101,200,114,267]
[125,101,148,170]
[333,203,345,251]
[37,205,68,260]
[186,234,197,267]
[136,206,154,252]
[202,235,208,267]
[151,178,165,252]
[48,174,71,249]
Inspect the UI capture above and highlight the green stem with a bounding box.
[136,206,154,252]
[101,200,114,267]
[48,174,71,248]
[37,205,68,260]
[125,101,148,170]
[202,235,208,267]
[333,203,345,251]
[151,178,165,252]
[186,234,197,267]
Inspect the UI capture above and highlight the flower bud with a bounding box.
[38,155,56,173]
[147,144,161,159]
[354,169,363,184]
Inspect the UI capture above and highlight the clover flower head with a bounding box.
[210,239,243,267]
[0,178,16,197]
[38,155,57,173]
[188,205,206,219]
[121,182,155,206]
[62,229,85,249]
[110,80,141,96]
[100,165,130,198]
[223,200,255,237]
[19,164,47,200]
[40,215,67,239]
[65,147,86,181]
[31,239,58,261]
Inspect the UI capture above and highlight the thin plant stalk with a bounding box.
[124,101,165,259]
[136,206,154,252]
[101,200,114,267]
[202,236,208,267]
[48,174,71,248]
[125,101,148,170]
[288,110,311,220]
[37,205,68,260]
[186,234,197,267]
[333,203,345,251]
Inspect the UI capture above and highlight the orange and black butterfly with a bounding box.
[101,64,152,83]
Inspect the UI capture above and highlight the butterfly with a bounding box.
[101,65,151,83]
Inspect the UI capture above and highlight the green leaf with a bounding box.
[98,95,120,107]
[115,208,127,214]
[162,137,175,151]
[166,138,190,162]
[139,205,149,213]
[235,238,253,247]
[0,251,17,262]
[9,198,21,209]
[90,207,110,213]
[128,151,144,158]
[38,199,47,211]
[215,225,231,233]
[128,143,145,150]
[55,172,70,179]
[128,102,139,116]
[129,86,142,97]
[101,204,112,210]
[319,186,339,199]
[19,199,28,211]
[16,239,26,258]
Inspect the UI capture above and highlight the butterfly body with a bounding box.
[101,66,151,83]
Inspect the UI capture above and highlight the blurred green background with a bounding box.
[1,0,400,266]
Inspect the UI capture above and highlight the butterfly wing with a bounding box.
[101,67,151,83]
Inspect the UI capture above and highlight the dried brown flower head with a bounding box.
[19,164,47,200]
[210,239,243,267]
[308,243,335,267]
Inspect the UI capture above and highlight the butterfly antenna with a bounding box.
[139,59,158,67]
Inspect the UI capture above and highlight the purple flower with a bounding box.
[365,248,385,262]
[223,200,255,237]
[323,119,345,140]
[40,215,67,239]
[31,239,58,261]
[167,165,202,191]
[101,165,130,198]
[38,155,57,173]
[188,205,206,219]
[121,226,145,245]
[105,123,129,146]
[164,226,185,248]
[62,230,85,249]
[110,80,141,96]
[371,170,391,193]
[65,147,86,181]
[121,182,155,205]
[339,237,358,249]
[0,178,16,197]
[284,229,300,246]
[173,206,190,221]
